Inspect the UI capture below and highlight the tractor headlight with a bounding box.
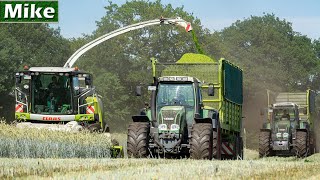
[170,124,180,131]
[158,124,167,131]
[276,133,282,138]
[283,133,289,138]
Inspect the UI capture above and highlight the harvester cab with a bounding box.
[14,66,107,132]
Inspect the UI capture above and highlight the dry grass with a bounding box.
[1,154,320,179]
[0,123,112,158]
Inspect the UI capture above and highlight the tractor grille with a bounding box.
[161,110,179,127]
[277,124,288,132]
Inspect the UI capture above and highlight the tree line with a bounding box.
[1,1,319,140]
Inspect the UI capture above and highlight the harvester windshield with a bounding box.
[31,73,73,114]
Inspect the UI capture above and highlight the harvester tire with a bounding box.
[88,123,101,133]
[294,131,308,157]
[190,123,213,160]
[127,122,150,158]
[259,131,272,157]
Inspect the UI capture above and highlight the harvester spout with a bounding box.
[63,17,192,68]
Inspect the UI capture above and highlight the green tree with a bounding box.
[206,14,319,94]
[73,0,210,130]
[0,24,71,120]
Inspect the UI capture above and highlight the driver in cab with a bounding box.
[281,109,290,120]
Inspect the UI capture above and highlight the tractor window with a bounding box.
[156,83,195,109]
[31,73,72,114]
[273,108,295,121]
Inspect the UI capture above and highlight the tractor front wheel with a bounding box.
[294,131,308,157]
[190,123,213,160]
[127,122,150,158]
[259,131,272,157]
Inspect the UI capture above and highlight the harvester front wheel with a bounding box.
[190,123,213,160]
[259,131,272,157]
[294,131,308,157]
[127,122,150,158]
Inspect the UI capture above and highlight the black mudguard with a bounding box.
[132,115,150,122]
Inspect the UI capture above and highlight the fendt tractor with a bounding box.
[259,90,317,157]
[127,55,244,159]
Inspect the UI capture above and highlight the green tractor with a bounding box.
[127,56,244,159]
[259,90,316,157]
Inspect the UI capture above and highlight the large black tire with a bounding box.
[127,122,150,158]
[212,129,221,159]
[294,131,308,157]
[87,122,101,133]
[190,123,213,160]
[259,131,272,157]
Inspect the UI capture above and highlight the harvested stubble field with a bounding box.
[1,123,320,179]
[2,155,320,179]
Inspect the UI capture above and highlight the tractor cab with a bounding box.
[269,102,299,151]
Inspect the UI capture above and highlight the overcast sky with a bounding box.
[51,0,320,40]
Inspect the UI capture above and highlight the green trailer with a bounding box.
[127,54,243,159]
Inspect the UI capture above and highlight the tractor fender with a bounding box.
[132,115,150,122]
[194,117,219,129]
[260,128,271,133]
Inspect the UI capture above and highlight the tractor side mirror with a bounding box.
[85,77,92,86]
[208,86,214,96]
[15,76,22,84]
[303,107,307,115]
[136,86,142,96]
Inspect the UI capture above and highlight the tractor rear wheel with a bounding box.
[294,131,308,157]
[127,122,150,158]
[259,131,272,157]
[190,123,213,160]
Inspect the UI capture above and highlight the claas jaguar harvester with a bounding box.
[259,90,317,157]
[15,66,107,132]
[127,54,244,159]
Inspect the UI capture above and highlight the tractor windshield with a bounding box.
[273,108,295,121]
[31,73,73,114]
[156,83,195,110]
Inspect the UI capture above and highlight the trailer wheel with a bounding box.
[127,122,150,158]
[259,131,272,157]
[236,136,244,160]
[294,131,308,157]
[190,123,213,160]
